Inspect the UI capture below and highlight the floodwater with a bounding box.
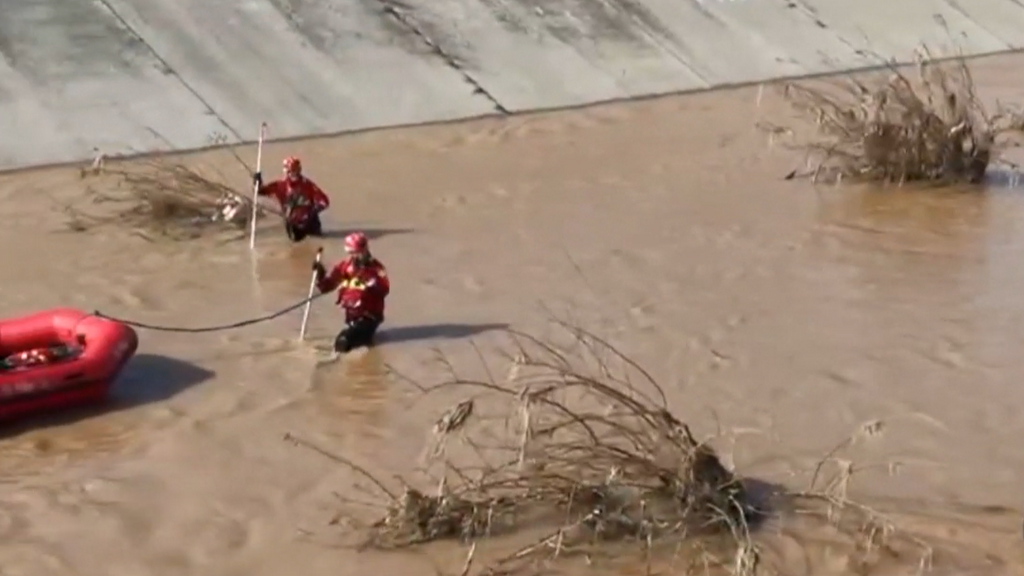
[2,52,1024,575]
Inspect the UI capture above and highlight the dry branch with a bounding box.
[762,47,1024,186]
[64,156,278,241]
[290,323,750,574]
[283,322,1013,576]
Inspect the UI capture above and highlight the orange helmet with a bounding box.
[344,232,369,255]
[283,156,302,179]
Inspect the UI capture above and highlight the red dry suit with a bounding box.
[257,176,330,225]
[317,256,391,322]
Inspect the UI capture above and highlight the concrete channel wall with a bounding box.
[2,0,1024,170]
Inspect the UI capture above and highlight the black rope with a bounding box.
[92,291,332,333]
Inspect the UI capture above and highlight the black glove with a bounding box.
[312,261,326,281]
[252,171,262,186]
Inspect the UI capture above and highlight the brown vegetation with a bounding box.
[62,153,277,241]
[282,322,1006,576]
[761,49,1024,186]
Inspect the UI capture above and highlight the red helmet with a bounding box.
[283,156,302,178]
[344,232,369,255]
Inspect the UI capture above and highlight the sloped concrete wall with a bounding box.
[1,0,1023,170]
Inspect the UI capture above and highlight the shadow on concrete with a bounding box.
[0,354,213,438]
[379,322,510,345]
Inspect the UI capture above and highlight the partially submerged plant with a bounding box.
[64,155,277,241]
[289,324,752,574]
[284,322,1013,575]
[762,48,1024,186]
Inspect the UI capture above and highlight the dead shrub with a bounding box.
[761,48,1024,186]
[63,153,278,241]
[282,322,1015,576]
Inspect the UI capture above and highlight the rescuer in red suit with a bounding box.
[313,232,391,353]
[253,156,330,242]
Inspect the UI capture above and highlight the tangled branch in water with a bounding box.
[288,322,1014,575]
[62,155,279,241]
[761,47,1024,186]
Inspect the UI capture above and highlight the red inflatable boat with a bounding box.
[0,308,138,421]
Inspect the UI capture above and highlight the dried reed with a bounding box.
[64,154,277,241]
[284,322,1000,575]
[761,48,1024,186]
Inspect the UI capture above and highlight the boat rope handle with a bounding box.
[92,291,332,333]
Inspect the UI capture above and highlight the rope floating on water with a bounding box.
[92,292,331,333]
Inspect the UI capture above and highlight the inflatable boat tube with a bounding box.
[0,308,138,421]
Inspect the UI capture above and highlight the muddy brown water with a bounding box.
[3,53,1024,575]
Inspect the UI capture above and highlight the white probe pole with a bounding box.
[299,247,324,341]
[249,122,268,250]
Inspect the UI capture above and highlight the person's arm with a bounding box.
[252,175,278,199]
[315,260,347,293]
[370,263,390,297]
[306,180,330,212]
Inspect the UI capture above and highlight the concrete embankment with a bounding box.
[1,0,1022,170]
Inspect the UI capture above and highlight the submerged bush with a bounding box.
[762,49,1024,185]
[64,154,278,241]
[282,322,1016,576]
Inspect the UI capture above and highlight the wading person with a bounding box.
[313,232,390,353]
[253,156,331,242]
